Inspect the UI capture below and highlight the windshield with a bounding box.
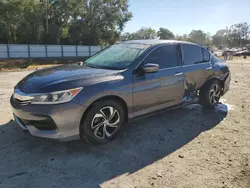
[85,43,150,70]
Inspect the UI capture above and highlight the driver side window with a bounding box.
[144,45,178,69]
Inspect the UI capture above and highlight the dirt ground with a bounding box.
[0,60,250,188]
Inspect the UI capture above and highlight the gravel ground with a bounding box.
[0,60,249,188]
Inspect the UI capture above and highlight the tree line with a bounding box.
[122,23,250,49]
[0,0,132,45]
[0,0,249,49]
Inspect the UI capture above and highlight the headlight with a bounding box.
[31,87,83,104]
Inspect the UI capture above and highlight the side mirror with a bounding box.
[142,63,159,73]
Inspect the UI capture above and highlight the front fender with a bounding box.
[72,75,134,118]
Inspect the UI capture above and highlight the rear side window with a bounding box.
[182,44,203,65]
[144,45,178,69]
[203,49,210,62]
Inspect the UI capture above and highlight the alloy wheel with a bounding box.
[91,106,120,139]
[209,84,221,105]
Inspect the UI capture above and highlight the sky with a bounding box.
[124,0,250,35]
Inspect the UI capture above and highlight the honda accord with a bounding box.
[10,40,231,144]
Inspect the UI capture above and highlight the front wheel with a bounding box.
[200,80,222,109]
[80,100,124,144]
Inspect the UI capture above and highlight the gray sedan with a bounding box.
[10,40,231,144]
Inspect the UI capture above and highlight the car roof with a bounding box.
[121,39,197,46]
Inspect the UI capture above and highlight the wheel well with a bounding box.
[81,95,129,125]
[201,78,224,92]
[211,78,224,89]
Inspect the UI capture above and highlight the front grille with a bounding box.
[13,98,32,106]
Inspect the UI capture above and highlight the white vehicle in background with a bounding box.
[214,50,223,57]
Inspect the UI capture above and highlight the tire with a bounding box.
[80,100,125,145]
[200,80,222,109]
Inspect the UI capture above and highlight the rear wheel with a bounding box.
[200,80,222,109]
[80,100,124,144]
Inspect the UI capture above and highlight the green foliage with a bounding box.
[0,0,132,45]
[175,34,190,42]
[0,1,249,48]
[176,23,250,48]
[189,30,206,45]
[157,28,174,39]
[212,29,227,48]
[212,23,250,48]
[226,22,249,47]
[122,27,157,40]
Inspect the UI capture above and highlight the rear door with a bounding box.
[180,44,212,99]
[132,44,185,117]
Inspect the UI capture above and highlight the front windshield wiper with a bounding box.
[86,64,123,70]
[86,64,102,69]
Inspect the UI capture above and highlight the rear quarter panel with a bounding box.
[202,61,230,96]
[208,62,230,81]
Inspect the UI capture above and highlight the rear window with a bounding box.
[182,44,203,65]
[203,49,210,62]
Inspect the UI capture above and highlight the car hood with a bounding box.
[17,64,121,93]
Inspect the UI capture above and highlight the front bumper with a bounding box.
[10,96,87,141]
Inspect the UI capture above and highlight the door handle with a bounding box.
[206,67,212,70]
[174,72,183,76]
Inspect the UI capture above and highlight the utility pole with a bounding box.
[45,0,49,34]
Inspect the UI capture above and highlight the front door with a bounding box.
[132,44,185,117]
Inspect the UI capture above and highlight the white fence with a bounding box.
[0,44,104,59]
